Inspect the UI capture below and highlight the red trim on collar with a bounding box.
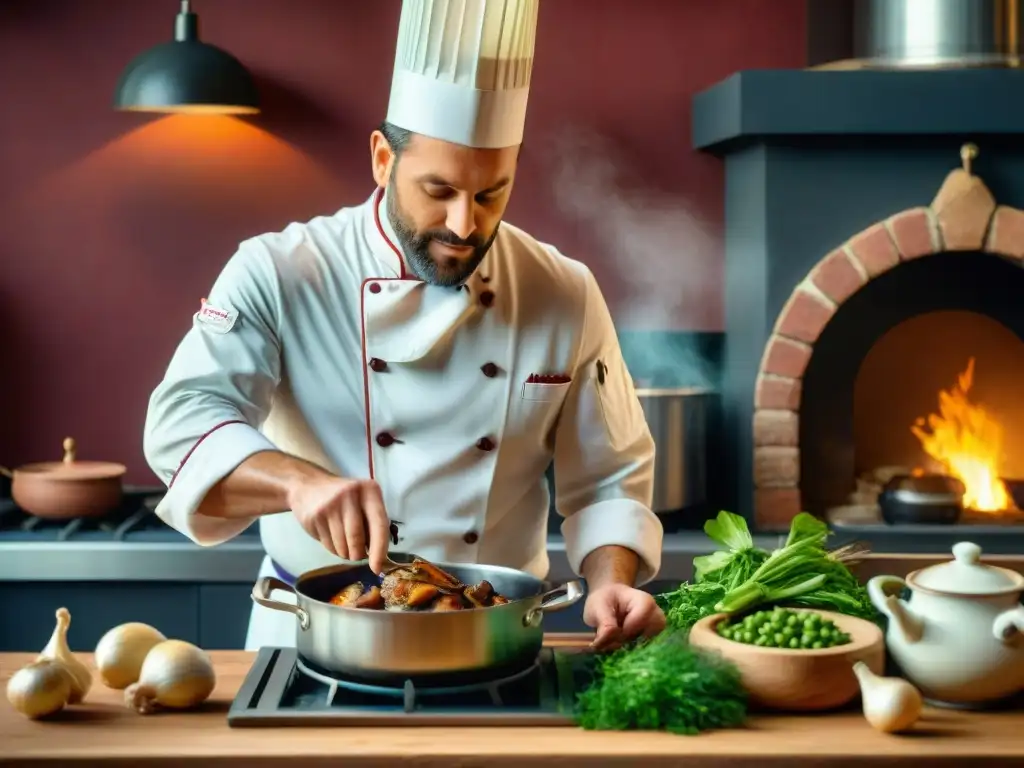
[373,187,408,279]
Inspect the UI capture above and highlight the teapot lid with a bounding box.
[911,542,1024,595]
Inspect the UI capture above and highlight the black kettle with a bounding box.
[878,474,965,525]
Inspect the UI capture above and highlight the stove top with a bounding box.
[0,487,260,542]
[228,646,595,727]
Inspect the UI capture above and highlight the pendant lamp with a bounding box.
[114,1,259,115]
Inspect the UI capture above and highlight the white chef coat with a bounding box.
[143,188,663,650]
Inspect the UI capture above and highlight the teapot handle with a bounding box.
[992,605,1024,643]
[866,575,906,615]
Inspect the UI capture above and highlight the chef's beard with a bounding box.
[386,185,499,287]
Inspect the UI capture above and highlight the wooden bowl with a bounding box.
[688,608,884,712]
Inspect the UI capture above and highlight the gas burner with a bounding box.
[295,655,542,712]
[0,488,166,540]
[228,645,593,727]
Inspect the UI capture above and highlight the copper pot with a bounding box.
[0,437,126,519]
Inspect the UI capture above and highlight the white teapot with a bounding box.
[867,541,1024,708]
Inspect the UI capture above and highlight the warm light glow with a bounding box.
[117,104,259,115]
[910,357,1013,513]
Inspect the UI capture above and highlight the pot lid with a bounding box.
[15,438,126,481]
[911,542,1024,595]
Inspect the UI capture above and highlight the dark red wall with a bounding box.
[0,0,805,480]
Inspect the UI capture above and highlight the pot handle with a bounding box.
[251,576,311,631]
[523,580,585,628]
[993,605,1024,643]
[866,575,907,614]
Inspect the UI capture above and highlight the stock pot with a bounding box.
[635,386,712,513]
[252,560,585,682]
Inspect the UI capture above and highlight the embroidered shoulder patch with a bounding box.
[196,299,238,334]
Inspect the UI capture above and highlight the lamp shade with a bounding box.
[114,1,259,115]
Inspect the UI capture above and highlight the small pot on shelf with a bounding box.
[877,474,964,525]
[0,437,126,519]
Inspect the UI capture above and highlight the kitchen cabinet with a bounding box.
[0,582,201,652]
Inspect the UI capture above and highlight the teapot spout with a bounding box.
[867,575,924,644]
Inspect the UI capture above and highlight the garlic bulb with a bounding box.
[94,622,167,689]
[124,639,216,715]
[37,607,92,704]
[6,659,72,719]
[853,661,923,734]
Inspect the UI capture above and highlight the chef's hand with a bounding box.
[583,584,667,652]
[288,476,391,573]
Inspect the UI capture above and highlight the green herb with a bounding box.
[692,510,769,591]
[656,511,770,632]
[714,513,876,620]
[716,607,851,649]
[657,580,727,632]
[657,511,876,631]
[575,631,748,735]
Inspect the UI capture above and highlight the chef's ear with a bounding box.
[369,129,394,188]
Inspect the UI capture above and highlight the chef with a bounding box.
[143,0,666,652]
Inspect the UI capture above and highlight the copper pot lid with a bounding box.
[14,438,127,481]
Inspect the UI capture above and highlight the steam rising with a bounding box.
[543,129,722,389]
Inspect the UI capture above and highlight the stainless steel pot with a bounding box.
[635,387,712,513]
[251,561,585,681]
[852,0,1023,68]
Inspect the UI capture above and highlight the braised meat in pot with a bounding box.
[328,558,511,612]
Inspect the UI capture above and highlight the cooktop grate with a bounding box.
[0,488,165,540]
[228,646,593,727]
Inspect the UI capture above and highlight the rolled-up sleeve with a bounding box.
[143,242,282,545]
[553,264,663,585]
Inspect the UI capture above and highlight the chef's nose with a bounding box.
[445,199,477,240]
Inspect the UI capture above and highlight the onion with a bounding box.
[124,640,216,714]
[94,622,167,689]
[36,607,92,704]
[6,659,72,719]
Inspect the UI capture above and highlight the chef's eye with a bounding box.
[424,184,454,200]
[475,192,499,205]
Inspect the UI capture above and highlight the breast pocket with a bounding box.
[521,381,572,402]
[509,380,572,445]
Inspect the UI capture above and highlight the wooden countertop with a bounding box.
[2,646,1023,768]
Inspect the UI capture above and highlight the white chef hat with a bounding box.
[386,0,540,149]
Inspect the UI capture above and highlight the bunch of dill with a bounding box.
[575,631,748,735]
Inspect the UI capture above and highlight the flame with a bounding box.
[910,358,1012,513]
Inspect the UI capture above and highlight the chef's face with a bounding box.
[371,129,518,287]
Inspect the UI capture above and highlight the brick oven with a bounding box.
[692,68,1024,550]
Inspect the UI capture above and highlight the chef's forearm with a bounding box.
[196,450,333,519]
[580,545,640,591]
